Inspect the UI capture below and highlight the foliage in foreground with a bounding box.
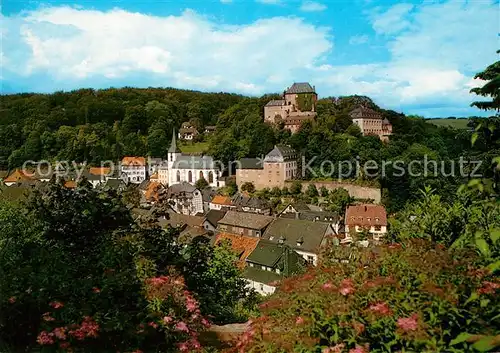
[231,240,500,353]
[0,181,256,352]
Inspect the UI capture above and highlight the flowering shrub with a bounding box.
[231,240,500,352]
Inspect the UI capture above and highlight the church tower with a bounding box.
[167,128,182,185]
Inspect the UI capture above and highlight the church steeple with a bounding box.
[168,128,181,154]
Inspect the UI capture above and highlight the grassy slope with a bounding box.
[178,141,210,154]
[426,118,470,129]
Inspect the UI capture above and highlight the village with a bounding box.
[0,82,391,296]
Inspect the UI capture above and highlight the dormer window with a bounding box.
[278,235,285,244]
[296,236,304,247]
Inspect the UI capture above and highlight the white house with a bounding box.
[345,204,388,241]
[121,157,147,184]
[166,182,204,216]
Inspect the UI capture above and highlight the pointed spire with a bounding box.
[168,128,181,153]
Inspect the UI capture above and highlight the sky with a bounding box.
[1,0,499,117]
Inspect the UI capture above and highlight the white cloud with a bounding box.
[371,3,414,34]
[300,1,327,12]
[2,0,498,117]
[3,6,331,93]
[348,34,369,45]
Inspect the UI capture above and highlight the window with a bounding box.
[307,256,314,264]
[176,171,181,182]
[261,266,266,270]
[208,171,214,183]
[199,171,204,180]
[374,225,382,231]
[249,263,254,267]
[188,171,192,183]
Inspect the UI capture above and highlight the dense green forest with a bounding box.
[1,85,499,212]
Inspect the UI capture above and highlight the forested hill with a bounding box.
[0,87,246,168]
[1,87,499,212]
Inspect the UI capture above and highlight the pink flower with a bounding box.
[148,276,169,286]
[131,350,143,353]
[339,279,355,296]
[323,344,345,353]
[163,316,173,324]
[37,331,55,345]
[92,287,101,293]
[186,297,197,312]
[59,342,71,349]
[177,341,189,352]
[201,318,210,328]
[175,321,189,332]
[322,282,334,290]
[50,301,64,309]
[397,314,419,332]
[42,312,55,322]
[295,316,305,325]
[80,316,99,338]
[69,329,86,341]
[190,338,201,349]
[148,321,158,329]
[368,302,392,316]
[53,327,67,340]
[8,296,16,304]
[349,345,367,353]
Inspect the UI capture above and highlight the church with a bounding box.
[158,130,225,188]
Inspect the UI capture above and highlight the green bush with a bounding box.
[235,240,500,352]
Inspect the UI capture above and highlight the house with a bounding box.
[264,82,318,133]
[178,122,200,140]
[231,193,271,215]
[262,218,334,266]
[121,157,147,184]
[203,209,227,233]
[244,239,304,295]
[147,158,164,177]
[213,232,260,265]
[345,204,388,241]
[350,106,392,142]
[140,181,165,205]
[89,167,111,177]
[201,187,218,212]
[3,169,36,186]
[158,212,209,245]
[164,131,225,188]
[217,211,274,238]
[166,182,204,216]
[204,126,216,134]
[100,178,127,192]
[236,145,298,190]
[279,204,342,234]
[209,195,235,210]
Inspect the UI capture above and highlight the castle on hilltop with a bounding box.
[264,82,318,133]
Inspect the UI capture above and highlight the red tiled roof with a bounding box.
[4,169,34,183]
[121,157,146,166]
[215,233,260,264]
[345,204,387,226]
[211,195,233,206]
[89,167,111,176]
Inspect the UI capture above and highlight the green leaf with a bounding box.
[468,179,480,187]
[471,132,478,146]
[466,292,479,304]
[489,229,500,243]
[486,260,500,273]
[450,332,474,345]
[472,336,498,352]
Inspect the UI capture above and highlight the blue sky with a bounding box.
[1,0,499,117]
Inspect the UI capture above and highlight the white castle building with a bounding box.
[158,130,225,188]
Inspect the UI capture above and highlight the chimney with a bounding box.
[364,205,367,212]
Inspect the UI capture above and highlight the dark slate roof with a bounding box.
[349,106,382,120]
[168,128,181,153]
[167,182,198,196]
[204,209,227,227]
[218,211,274,230]
[232,193,270,210]
[297,210,341,223]
[264,145,297,162]
[265,99,286,107]
[285,82,315,94]
[158,212,204,228]
[243,266,282,285]
[103,179,126,190]
[237,158,263,170]
[172,155,217,170]
[263,218,331,253]
[247,239,285,267]
[201,187,218,202]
